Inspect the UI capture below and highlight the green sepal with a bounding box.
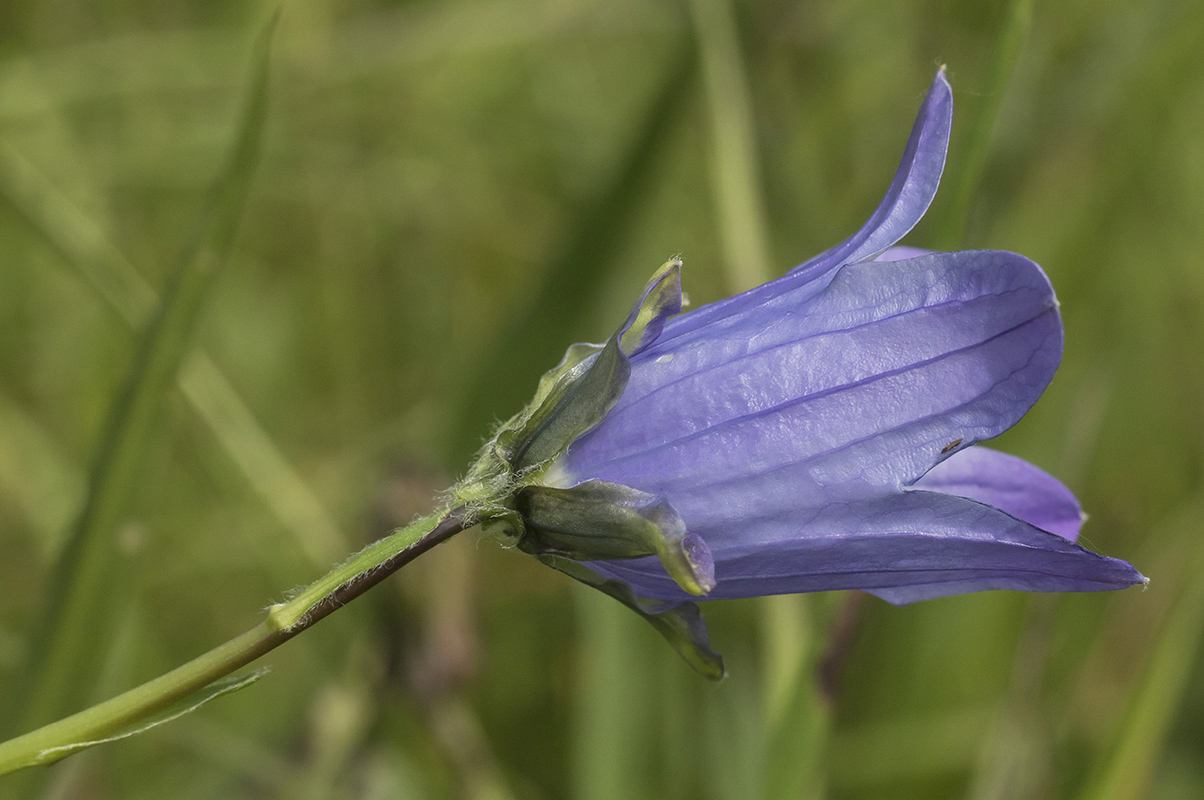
[478,507,524,546]
[494,259,683,473]
[537,554,726,681]
[533,341,607,407]
[516,479,715,596]
[618,258,682,356]
[506,336,630,471]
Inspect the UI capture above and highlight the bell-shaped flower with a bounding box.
[482,68,1145,678]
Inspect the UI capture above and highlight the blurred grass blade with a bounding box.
[761,595,808,731]
[688,0,772,293]
[177,353,345,567]
[0,388,84,552]
[829,706,995,790]
[0,144,157,322]
[965,599,1055,800]
[931,0,1033,248]
[705,671,764,800]
[1078,498,1204,800]
[573,586,651,800]
[451,45,694,464]
[0,36,346,571]
[335,0,643,72]
[760,595,830,800]
[761,671,828,800]
[5,16,275,736]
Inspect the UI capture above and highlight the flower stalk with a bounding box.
[0,66,1149,777]
[0,507,473,776]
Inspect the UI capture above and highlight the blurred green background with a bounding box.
[0,0,1201,797]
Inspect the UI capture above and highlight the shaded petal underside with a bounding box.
[912,446,1085,541]
[585,490,1146,605]
[565,250,1062,545]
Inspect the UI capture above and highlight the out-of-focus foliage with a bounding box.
[0,0,1200,798]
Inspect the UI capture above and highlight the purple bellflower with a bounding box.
[479,68,1145,677]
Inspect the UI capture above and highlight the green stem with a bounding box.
[689,0,773,294]
[931,0,1033,249]
[0,506,473,777]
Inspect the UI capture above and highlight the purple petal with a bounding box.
[911,446,1085,541]
[585,490,1146,605]
[564,250,1062,542]
[650,69,953,347]
[789,69,953,275]
[535,68,1145,618]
